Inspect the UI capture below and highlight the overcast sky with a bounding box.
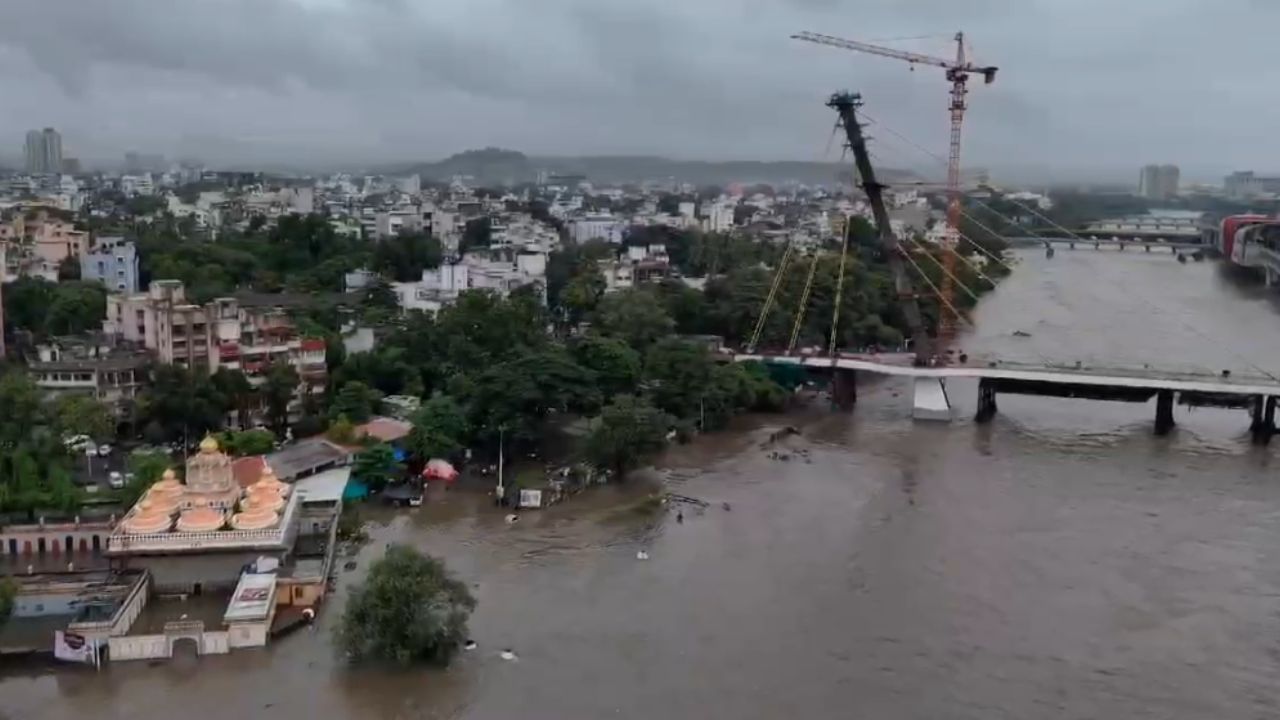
[0,0,1274,181]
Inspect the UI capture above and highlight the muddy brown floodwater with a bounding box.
[5,250,1280,719]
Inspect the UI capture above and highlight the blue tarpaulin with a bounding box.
[343,479,369,501]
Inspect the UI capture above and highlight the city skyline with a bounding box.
[1,0,1277,183]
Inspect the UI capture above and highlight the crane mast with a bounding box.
[793,30,997,342]
[827,92,929,364]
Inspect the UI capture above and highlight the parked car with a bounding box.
[108,471,125,489]
[63,434,93,452]
[97,444,113,457]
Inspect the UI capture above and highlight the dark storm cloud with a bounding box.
[0,0,1275,180]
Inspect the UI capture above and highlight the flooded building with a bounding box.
[72,436,344,662]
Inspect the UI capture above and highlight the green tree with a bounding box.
[570,335,641,398]
[326,415,357,445]
[0,576,15,628]
[217,429,276,456]
[463,348,600,446]
[352,442,401,492]
[406,395,468,461]
[371,232,443,282]
[460,217,492,252]
[261,363,299,437]
[592,289,675,350]
[211,368,255,430]
[0,371,47,449]
[560,270,606,324]
[57,255,81,281]
[0,277,56,334]
[43,282,108,336]
[331,381,381,424]
[583,396,670,476]
[0,278,107,337]
[643,339,715,420]
[50,395,114,443]
[138,365,229,444]
[336,545,476,666]
[121,451,172,506]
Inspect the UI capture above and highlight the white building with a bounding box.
[398,175,421,195]
[571,213,626,244]
[283,187,315,214]
[677,201,697,222]
[393,253,548,315]
[702,201,736,233]
[120,174,155,196]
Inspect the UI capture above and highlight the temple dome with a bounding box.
[122,510,173,534]
[176,507,225,533]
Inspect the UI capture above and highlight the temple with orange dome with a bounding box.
[107,436,301,594]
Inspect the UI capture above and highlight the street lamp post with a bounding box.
[495,426,505,505]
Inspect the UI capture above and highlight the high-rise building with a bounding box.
[42,128,62,175]
[23,127,63,175]
[1224,171,1280,200]
[1138,164,1179,200]
[24,130,42,174]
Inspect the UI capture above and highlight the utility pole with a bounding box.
[827,92,930,364]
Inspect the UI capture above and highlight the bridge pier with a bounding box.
[1154,389,1176,436]
[975,378,998,423]
[831,368,857,411]
[912,377,952,421]
[1250,395,1276,445]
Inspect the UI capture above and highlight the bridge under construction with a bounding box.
[741,77,1280,442]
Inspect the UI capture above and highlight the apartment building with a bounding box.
[27,335,150,417]
[81,236,141,293]
[104,280,211,368]
[102,281,326,426]
[0,208,89,280]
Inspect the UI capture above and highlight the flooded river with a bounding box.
[5,250,1280,719]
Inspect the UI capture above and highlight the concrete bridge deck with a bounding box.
[737,353,1280,396]
[1006,237,1204,251]
[735,352,1280,441]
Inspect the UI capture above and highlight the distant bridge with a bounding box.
[734,352,1280,443]
[1006,237,1204,252]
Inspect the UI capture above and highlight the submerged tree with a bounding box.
[337,545,476,666]
[583,395,671,477]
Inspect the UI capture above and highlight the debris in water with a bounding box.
[343,561,357,571]
[721,502,732,512]
[1012,330,1032,338]
[636,550,650,560]
[676,511,684,524]
[504,513,519,524]
[464,640,478,650]
[500,649,517,661]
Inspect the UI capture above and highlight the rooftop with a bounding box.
[354,416,412,443]
[293,467,350,506]
[264,438,351,481]
[223,572,277,623]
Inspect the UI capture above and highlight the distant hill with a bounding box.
[386,147,919,188]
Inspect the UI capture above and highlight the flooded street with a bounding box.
[6,250,1280,719]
